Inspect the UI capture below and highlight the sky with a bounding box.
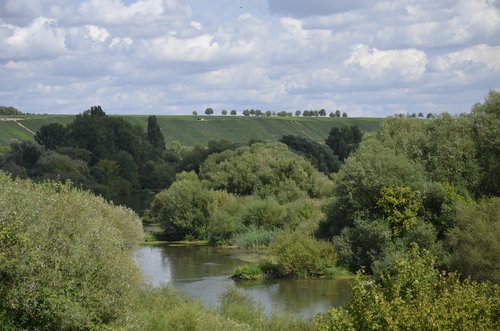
[0,0,499,116]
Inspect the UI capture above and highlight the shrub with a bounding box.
[315,245,500,330]
[233,264,264,280]
[0,172,143,329]
[265,231,337,278]
[233,226,277,249]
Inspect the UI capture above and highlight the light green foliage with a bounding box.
[207,190,246,245]
[0,172,143,329]
[126,286,312,331]
[446,197,500,282]
[315,246,500,330]
[377,185,422,237]
[242,198,285,229]
[147,171,211,239]
[200,142,333,203]
[233,226,278,249]
[233,264,265,280]
[265,231,337,278]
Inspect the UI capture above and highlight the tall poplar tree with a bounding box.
[147,115,165,157]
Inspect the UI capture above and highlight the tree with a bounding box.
[342,112,347,117]
[303,110,310,117]
[295,110,301,117]
[446,197,500,283]
[205,108,214,116]
[230,110,237,116]
[265,110,272,117]
[335,110,341,117]
[0,106,22,115]
[319,109,327,117]
[192,111,198,116]
[221,109,227,115]
[82,105,106,117]
[418,112,424,118]
[147,115,165,157]
[255,109,262,116]
[325,126,363,162]
[280,135,341,174]
[249,109,255,116]
[147,172,210,239]
[35,123,68,150]
[242,109,250,116]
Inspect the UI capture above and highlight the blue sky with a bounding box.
[0,0,499,116]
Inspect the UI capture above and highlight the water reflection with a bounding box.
[134,244,351,318]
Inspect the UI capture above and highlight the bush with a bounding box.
[232,264,264,280]
[315,245,500,330]
[146,172,210,240]
[264,231,337,278]
[233,226,277,249]
[0,172,143,330]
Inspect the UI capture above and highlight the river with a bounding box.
[134,243,351,319]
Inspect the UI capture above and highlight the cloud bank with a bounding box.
[0,0,499,116]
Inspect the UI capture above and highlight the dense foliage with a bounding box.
[0,106,23,115]
[323,90,500,279]
[0,172,144,329]
[315,246,499,330]
[1,106,175,202]
[147,143,333,246]
[280,135,341,174]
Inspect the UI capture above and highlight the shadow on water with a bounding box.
[134,244,351,319]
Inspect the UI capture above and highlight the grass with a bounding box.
[0,114,383,147]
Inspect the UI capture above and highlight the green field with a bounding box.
[0,115,383,147]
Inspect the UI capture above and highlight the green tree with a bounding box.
[446,197,500,283]
[319,109,327,117]
[221,109,227,115]
[335,110,341,117]
[342,112,347,117]
[325,126,363,162]
[231,110,237,115]
[147,172,210,239]
[377,185,422,237]
[205,108,214,116]
[147,115,165,157]
[34,123,68,150]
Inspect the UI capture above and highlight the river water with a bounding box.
[134,243,351,319]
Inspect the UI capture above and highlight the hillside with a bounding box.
[0,115,383,147]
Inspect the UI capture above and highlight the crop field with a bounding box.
[0,114,383,148]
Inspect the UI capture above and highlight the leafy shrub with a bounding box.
[0,172,143,330]
[233,226,277,249]
[264,231,337,278]
[233,264,264,280]
[147,172,210,239]
[315,245,500,330]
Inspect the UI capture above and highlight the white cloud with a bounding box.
[345,44,428,82]
[0,17,66,60]
[86,25,110,43]
[0,0,498,116]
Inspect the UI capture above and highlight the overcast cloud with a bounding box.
[0,0,499,116]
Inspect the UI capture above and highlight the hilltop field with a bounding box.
[0,115,382,148]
